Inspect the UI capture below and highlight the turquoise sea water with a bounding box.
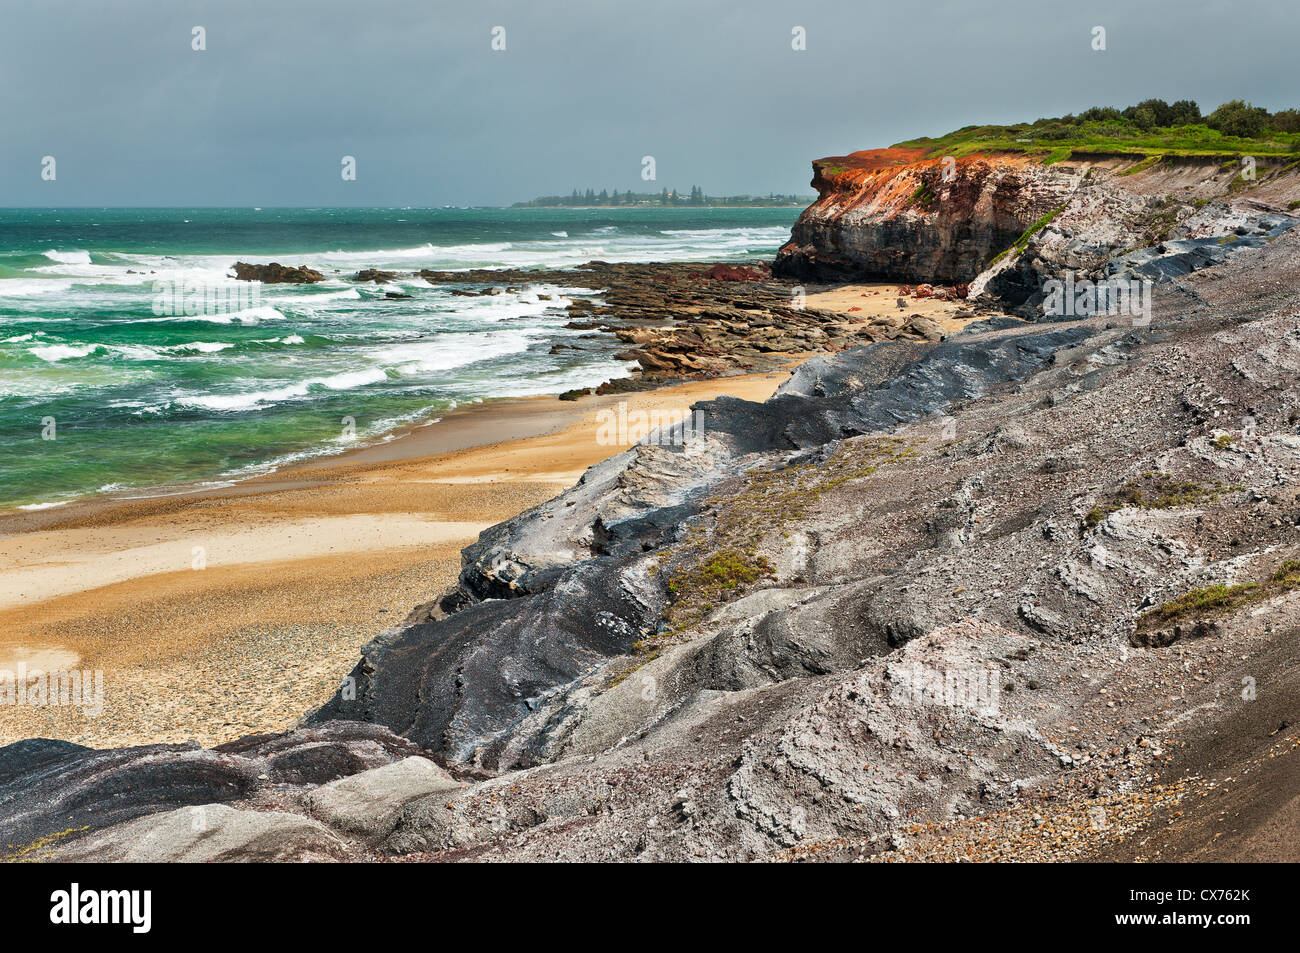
[0,207,798,509]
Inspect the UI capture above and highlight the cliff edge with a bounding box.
[773,148,1078,283]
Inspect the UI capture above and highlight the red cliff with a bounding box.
[773,148,1080,283]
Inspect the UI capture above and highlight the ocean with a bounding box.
[0,207,798,510]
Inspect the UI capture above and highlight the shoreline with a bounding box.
[2,268,975,526]
[0,269,982,749]
[0,387,620,527]
[0,365,800,748]
[0,367,777,532]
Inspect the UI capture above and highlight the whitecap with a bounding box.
[372,330,536,373]
[104,344,165,360]
[29,343,99,361]
[250,335,305,346]
[170,341,234,353]
[319,367,390,390]
[43,249,93,265]
[175,367,389,412]
[128,305,286,326]
[0,278,76,297]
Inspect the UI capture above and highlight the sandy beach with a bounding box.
[0,274,976,750]
[0,367,797,748]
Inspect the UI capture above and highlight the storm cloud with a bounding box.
[2,0,1297,206]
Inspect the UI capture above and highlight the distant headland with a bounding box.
[512,187,814,208]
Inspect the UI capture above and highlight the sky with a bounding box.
[2,0,1298,207]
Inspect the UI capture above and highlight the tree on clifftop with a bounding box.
[1168,100,1203,125]
[1207,100,1270,138]
[1270,109,1300,133]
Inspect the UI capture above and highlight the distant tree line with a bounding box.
[512,187,811,208]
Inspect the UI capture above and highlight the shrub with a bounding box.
[1271,108,1300,133]
[1137,556,1300,631]
[1206,100,1270,139]
[1079,105,1123,123]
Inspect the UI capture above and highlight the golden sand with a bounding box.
[0,369,794,748]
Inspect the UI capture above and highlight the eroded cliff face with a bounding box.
[772,148,1083,283]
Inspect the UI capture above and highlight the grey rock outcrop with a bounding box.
[54,805,349,863]
[304,756,461,839]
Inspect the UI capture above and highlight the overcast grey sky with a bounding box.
[2,0,1297,207]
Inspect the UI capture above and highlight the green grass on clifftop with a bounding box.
[897,99,1300,161]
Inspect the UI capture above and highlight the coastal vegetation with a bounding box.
[658,438,914,632]
[1083,472,1234,528]
[1137,559,1300,631]
[899,99,1300,161]
[991,205,1066,264]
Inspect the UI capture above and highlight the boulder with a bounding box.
[304,757,461,839]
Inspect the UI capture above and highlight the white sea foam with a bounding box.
[59,223,791,286]
[0,278,76,297]
[319,367,391,390]
[175,367,390,412]
[176,385,310,412]
[170,326,540,413]
[285,287,362,302]
[174,341,235,353]
[250,334,306,345]
[30,343,99,361]
[128,305,286,325]
[130,402,172,416]
[371,330,536,373]
[105,344,165,361]
[43,249,93,265]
